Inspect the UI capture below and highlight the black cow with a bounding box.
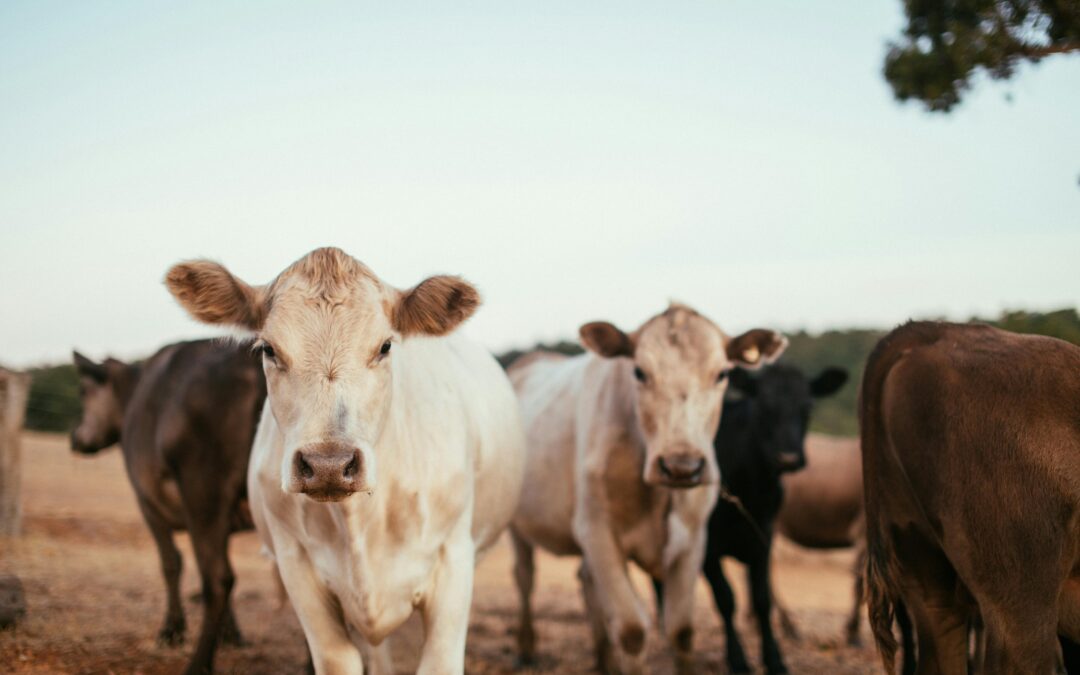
[689,364,847,674]
[72,339,265,675]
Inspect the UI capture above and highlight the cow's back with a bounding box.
[510,351,589,555]
[122,340,265,528]
[448,336,528,554]
[870,323,1080,523]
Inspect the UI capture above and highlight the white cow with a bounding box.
[508,304,787,674]
[165,247,525,674]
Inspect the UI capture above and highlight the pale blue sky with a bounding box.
[2,2,1078,367]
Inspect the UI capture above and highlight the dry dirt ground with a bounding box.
[1,432,881,674]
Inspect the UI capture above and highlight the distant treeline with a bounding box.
[18,308,1080,436]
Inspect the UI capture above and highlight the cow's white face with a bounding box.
[165,247,480,502]
[580,305,787,489]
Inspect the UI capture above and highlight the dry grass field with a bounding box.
[1,432,880,674]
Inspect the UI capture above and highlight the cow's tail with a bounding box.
[858,321,940,673]
[865,538,901,672]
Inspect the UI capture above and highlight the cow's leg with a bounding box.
[182,506,237,675]
[138,501,186,646]
[578,562,616,674]
[893,537,968,675]
[416,530,475,675]
[845,546,866,647]
[980,610,1061,675]
[661,533,708,675]
[275,543,364,674]
[572,504,650,673]
[359,638,393,675]
[703,551,750,674]
[220,604,244,646]
[510,528,538,665]
[747,552,788,675]
[896,600,916,675]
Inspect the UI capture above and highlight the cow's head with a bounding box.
[580,304,787,488]
[165,247,480,503]
[728,364,847,472]
[70,351,133,454]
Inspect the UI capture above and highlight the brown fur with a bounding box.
[71,341,266,675]
[393,275,481,337]
[579,321,635,357]
[861,321,1080,674]
[165,261,268,329]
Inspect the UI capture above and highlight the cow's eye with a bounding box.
[633,366,647,383]
[380,340,392,356]
[716,369,729,384]
[258,343,276,361]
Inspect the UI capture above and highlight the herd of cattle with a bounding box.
[62,247,1079,675]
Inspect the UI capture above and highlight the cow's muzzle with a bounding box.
[649,450,710,488]
[289,443,364,502]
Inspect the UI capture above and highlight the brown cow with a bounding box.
[72,340,265,675]
[862,321,1080,674]
[775,434,865,646]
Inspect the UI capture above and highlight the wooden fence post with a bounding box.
[0,368,31,536]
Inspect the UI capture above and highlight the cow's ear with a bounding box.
[394,275,481,337]
[726,329,787,370]
[73,350,108,383]
[810,367,848,398]
[580,321,635,358]
[165,260,267,331]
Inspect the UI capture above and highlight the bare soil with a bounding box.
[1,432,880,674]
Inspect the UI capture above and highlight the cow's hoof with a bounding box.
[220,626,247,647]
[157,625,186,647]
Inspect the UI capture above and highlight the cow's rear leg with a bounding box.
[894,534,969,675]
[845,545,867,647]
[980,600,1062,674]
[138,501,186,646]
[183,513,236,675]
[510,529,538,666]
[177,462,242,675]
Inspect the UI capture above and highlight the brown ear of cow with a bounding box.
[579,321,635,358]
[726,329,787,369]
[73,350,108,382]
[164,260,267,330]
[394,275,481,337]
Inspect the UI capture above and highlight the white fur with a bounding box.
[252,333,525,674]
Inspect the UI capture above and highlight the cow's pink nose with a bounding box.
[290,445,362,501]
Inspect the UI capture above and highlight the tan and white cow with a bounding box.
[165,247,526,675]
[508,304,787,674]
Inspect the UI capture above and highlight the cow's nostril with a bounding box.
[295,453,314,480]
[343,453,359,479]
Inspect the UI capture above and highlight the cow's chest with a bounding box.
[291,483,468,643]
[600,443,674,577]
